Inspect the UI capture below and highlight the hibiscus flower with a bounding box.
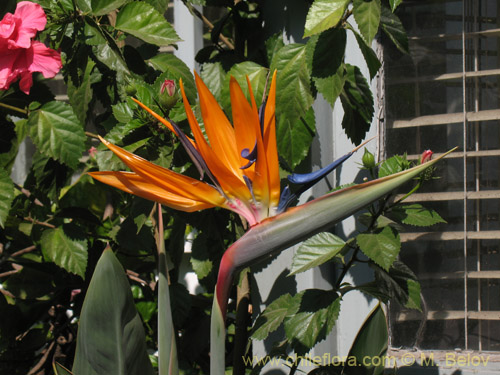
[0,1,61,94]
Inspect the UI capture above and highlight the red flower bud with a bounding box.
[420,150,433,164]
[160,79,176,97]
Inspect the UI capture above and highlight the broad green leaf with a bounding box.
[353,0,381,44]
[200,62,226,101]
[59,174,108,217]
[265,33,285,66]
[112,102,135,124]
[284,290,340,353]
[40,225,88,278]
[77,0,91,12]
[290,232,345,275]
[303,0,350,38]
[72,249,154,375]
[28,101,86,169]
[115,2,181,46]
[306,28,346,78]
[378,154,409,177]
[389,0,402,12]
[148,53,195,102]
[190,258,213,280]
[83,21,106,45]
[270,44,314,122]
[314,64,346,107]
[357,226,400,271]
[67,59,101,124]
[91,0,128,15]
[277,106,316,170]
[92,43,129,74]
[380,5,408,54]
[350,27,381,80]
[252,294,292,340]
[221,61,268,116]
[145,0,170,13]
[340,64,373,145]
[344,304,387,375]
[0,168,14,228]
[371,261,421,310]
[391,203,446,227]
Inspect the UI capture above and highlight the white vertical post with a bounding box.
[173,0,203,72]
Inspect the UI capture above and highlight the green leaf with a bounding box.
[277,106,316,170]
[200,62,226,101]
[350,27,381,80]
[357,226,400,271]
[271,44,314,122]
[77,0,91,12]
[221,61,268,116]
[306,28,346,79]
[67,59,101,124]
[265,33,285,66]
[391,203,446,227]
[389,0,402,12]
[252,294,292,340]
[90,0,128,15]
[72,249,155,375]
[40,225,88,278]
[313,65,346,107]
[377,154,408,177]
[371,261,421,310]
[0,168,14,228]
[344,304,387,375]
[340,64,373,145]
[353,0,381,44]
[303,0,350,38]
[190,258,212,280]
[290,232,345,275]
[28,101,86,169]
[284,290,340,353]
[112,102,135,124]
[148,53,195,102]
[115,2,181,46]
[145,0,170,13]
[380,5,408,54]
[93,42,130,74]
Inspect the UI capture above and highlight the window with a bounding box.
[383,0,500,351]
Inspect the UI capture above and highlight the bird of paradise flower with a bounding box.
[89,72,455,375]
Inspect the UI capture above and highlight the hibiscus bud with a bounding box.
[362,148,376,169]
[159,79,178,110]
[420,149,433,164]
[125,83,137,96]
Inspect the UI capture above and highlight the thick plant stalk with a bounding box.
[210,148,456,375]
[156,203,179,375]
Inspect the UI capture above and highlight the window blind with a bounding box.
[383,0,500,351]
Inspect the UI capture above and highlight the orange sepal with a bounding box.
[179,79,252,202]
[89,171,216,212]
[263,71,280,208]
[99,136,226,207]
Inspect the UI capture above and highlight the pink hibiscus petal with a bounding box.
[29,41,62,79]
[5,1,47,49]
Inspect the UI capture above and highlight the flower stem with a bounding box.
[0,102,28,115]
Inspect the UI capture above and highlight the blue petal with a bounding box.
[240,141,258,170]
[277,185,293,213]
[288,153,352,184]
